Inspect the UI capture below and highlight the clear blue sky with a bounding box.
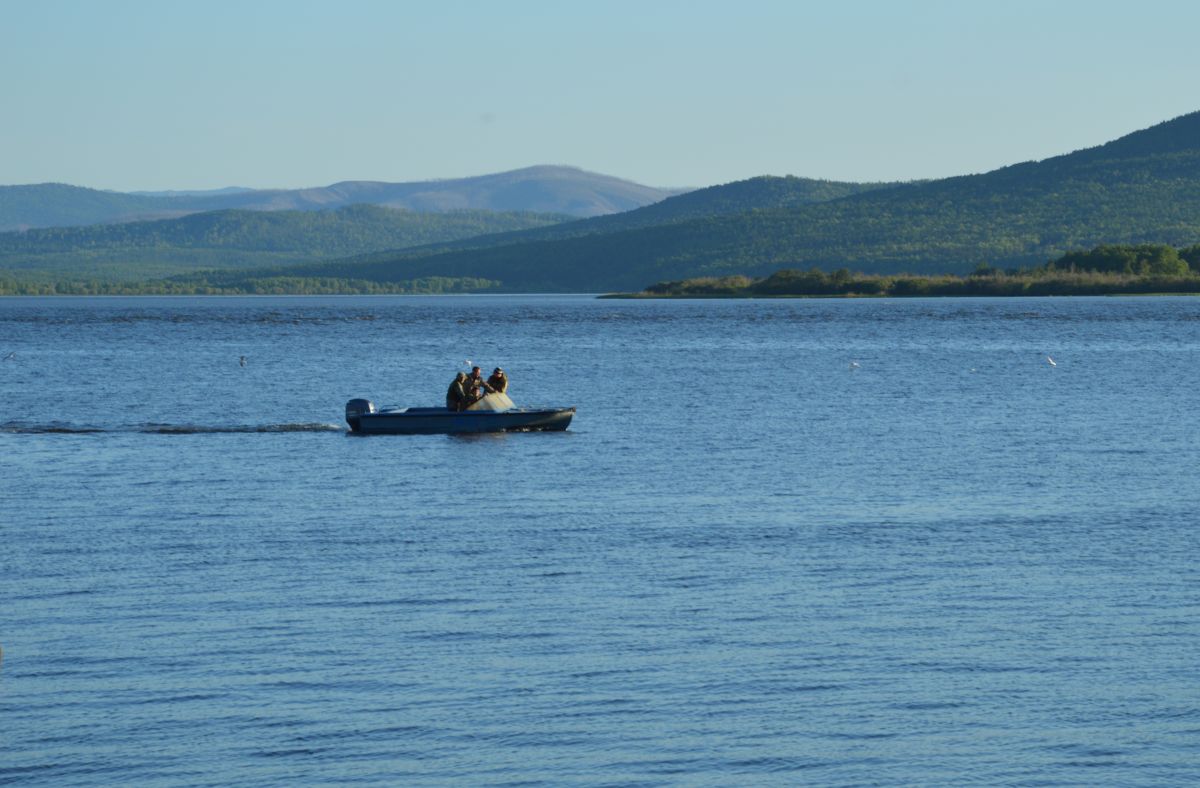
[2,0,1197,191]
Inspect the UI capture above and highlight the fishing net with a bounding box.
[467,392,515,412]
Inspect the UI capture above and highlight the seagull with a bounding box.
[1046,356,1057,367]
[239,356,247,367]
[849,360,860,369]
[2,352,14,361]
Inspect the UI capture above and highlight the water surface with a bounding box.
[2,295,1199,785]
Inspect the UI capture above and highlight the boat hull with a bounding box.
[349,406,575,435]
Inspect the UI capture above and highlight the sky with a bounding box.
[2,0,1198,191]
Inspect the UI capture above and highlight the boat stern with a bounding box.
[345,398,376,432]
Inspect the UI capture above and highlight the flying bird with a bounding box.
[849,360,860,369]
[2,351,14,361]
[239,356,247,367]
[1046,356,1057,367]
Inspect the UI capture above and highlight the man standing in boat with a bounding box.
[464,366,494,407]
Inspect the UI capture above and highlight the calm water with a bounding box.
[2,295,1199,785]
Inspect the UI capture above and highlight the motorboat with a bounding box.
[345,398,575,435]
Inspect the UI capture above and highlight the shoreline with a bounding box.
[600,291,1200,299]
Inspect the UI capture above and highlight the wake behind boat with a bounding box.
[345,399,575,435]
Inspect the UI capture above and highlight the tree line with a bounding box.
[629,244,1200,298]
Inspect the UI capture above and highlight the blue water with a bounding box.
[2,295,1199,785]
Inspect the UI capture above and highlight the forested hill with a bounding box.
[0,166,682,231]
[0,205,571,280]
[584,175,897,229]
[244,111,1200,292]
[333,175,899,266]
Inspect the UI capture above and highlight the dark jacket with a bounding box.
[487,373,508,393]
[446,379,468,411]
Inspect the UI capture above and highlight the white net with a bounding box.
[467,392,515,412]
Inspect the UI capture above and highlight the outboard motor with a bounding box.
[345,398,375,432]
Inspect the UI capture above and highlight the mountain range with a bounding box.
[0,175,888,283]
[0,166,682,231]
[0,206,571,281]
[4,111,1200,293]
[233,110,1200,292]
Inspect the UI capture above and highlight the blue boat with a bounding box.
[345,399,575,435]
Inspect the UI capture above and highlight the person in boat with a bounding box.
[486,367,508,394]
[465,366,494,406]
[467,367,515,412]
[446,371,470,411]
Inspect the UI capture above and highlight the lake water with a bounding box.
[2,295,1199,785]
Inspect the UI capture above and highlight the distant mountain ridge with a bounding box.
[238,110,1200,292]
[128,187,255,198]
[0,205,571,281]
[10,112,1200,294]
[0,166,686,231]
[0,174,892,284]
[332,175,900,265]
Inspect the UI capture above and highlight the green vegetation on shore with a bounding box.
[618,244,1200,298]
